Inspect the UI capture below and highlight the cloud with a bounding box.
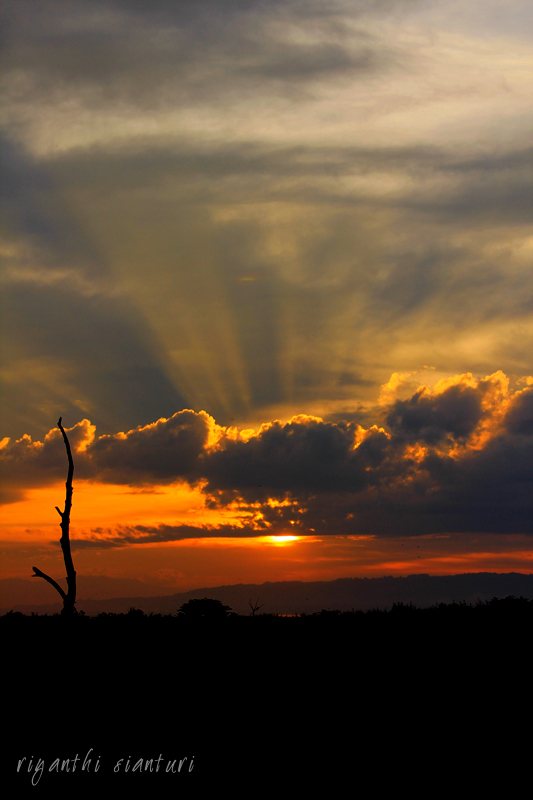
[2,0,532,479]
[504,385,533,437]
[0,411,214,487]
[10,134,526,434]
[1,277,188,439]
[87,410,215,483]
[201,415,394,501]
[2,371,532,536]
[0,137,192,440]
[72,522,265,548]
[1,0,397,121]
[385,382,483,444]
[0,419,96,488]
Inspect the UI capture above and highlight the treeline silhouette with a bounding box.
[3,592,531,625]
[6,594,530,789]
[5,594,530,679]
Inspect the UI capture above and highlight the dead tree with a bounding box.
[32,417,77,615]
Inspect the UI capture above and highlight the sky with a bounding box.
[1,0,532,595]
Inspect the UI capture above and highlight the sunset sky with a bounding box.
[1,0,532,595]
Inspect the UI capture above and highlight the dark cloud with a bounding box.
[386,383,483,444]
[1,0,398,112]
[0,420,96,488]
[201,417,393,501]
[440,146,533,175]
[88,410,211,483]
[412,436,533,535]
[44,141,533,190]
[0,136,105,279]
[0,411,212,488]
[421,176,533,225]
[237,41,382,82]
[2,372,532,536]
[504,386,533,437]
[249,425,533,537]
[72,521,264,548]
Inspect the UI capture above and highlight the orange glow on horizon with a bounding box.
[266,535,300,544]
[0,479,224,542]
[1,528,531,588]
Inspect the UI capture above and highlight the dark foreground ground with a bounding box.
[3,597,531,794]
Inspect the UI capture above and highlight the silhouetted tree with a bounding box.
[178,598,232,618]
[32,417,77,616]
[248,597,265,616]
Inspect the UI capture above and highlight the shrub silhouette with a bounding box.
[178,598,232,618]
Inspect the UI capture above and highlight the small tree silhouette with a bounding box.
[32,417,77,616]
[178,598,232,618]
[248,597,265,616]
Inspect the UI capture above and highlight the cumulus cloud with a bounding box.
[0,419,96,490]
[87,410,216,483]
[200,415,394,502]
[2,371,532,535]
[385,383,483,444]
[0,411,214,488]
[504,385,533,437]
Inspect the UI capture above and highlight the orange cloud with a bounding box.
[1,371,532,540]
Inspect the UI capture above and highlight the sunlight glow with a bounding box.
[266,535,300,544]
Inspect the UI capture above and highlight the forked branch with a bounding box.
[32,417,77,615]
[31,566,67,601]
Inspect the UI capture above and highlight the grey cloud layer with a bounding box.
[3,133,529,439]
[1,0,397,111]
[1,0,532,450]
[0,135,187,438]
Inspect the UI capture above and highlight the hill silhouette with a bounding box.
[3,571,532,616]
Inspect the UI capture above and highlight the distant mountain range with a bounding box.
[1,572,532,616]
[0,575,175,608]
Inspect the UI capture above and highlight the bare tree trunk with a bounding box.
[32,417,77,616]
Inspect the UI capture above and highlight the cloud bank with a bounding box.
[2,371,531,539]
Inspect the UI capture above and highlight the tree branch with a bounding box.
[32,566,67,601]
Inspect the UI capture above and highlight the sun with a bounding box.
[266,535,300,545]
